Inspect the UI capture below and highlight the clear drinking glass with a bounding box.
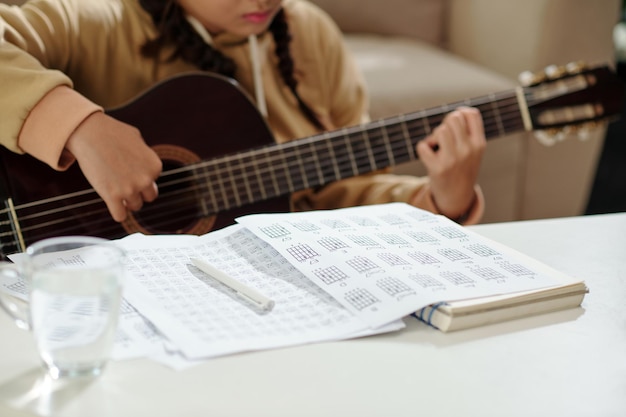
[0,236,125,379]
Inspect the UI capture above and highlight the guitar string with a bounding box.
[1,93,528,245]
[4,98,520,228]
[4,98,520,221]
[1,97,527,247]
[5,90,521,215]
[1,96,520,228]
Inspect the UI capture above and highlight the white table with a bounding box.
[1,213,625,417]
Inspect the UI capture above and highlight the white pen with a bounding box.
[190,257,275,312]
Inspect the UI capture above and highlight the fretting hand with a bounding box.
[65,112,163,222]
[415,107,486,220]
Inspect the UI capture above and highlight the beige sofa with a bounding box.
[3,0,620,223]
[311,0,620,223]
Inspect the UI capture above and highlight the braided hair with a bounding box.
[139,0,324,130]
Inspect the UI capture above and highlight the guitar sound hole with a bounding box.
[134,161,206,234]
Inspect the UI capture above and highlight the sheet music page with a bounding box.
[236,203,562,328]
[116,225,403,360]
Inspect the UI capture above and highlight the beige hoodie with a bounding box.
[0,0,483,223]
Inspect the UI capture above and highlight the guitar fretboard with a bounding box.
[186,90,525,214]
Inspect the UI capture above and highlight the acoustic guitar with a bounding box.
[0,63,623,258]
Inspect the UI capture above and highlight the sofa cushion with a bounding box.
[308,0,447,47]
[344,34,517,120]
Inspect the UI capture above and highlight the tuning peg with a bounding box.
[534,130,557,146]
[565,61,587,74]
[519,69,546,87]
[534,128,569,146]
[575,121,606,140]
[544,65,567,80]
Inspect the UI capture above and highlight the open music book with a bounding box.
[236,203,587,333]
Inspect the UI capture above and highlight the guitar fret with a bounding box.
[196,164,218,215]
[362,129,378,171]
[489,93,506,136]
[307,136,332,187]
[214,163,232,210]
[379,122,396,167]
[369,122,394,168]
[219,166,236,209]
[277,147,295,193]
[309,141,325,185]
[296,148,310,190]
[422,112,432,135]
[350,130,372,176]
[500,96,524,136]
[342,128,359,177]
[259,149,280,197]
[324,132,342,181]
[237,156,255,205]
[247,153,268,202]
[398,115,415,161]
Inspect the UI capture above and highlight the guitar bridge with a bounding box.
[0,198,26,259]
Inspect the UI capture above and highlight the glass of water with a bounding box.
[0,236,125,379]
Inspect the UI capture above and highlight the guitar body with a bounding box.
[0,73,289,255]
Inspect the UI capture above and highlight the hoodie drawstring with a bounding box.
[248,34,268,118]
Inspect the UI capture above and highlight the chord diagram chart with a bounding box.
[378,213,409,226]
[405,231,438,243]
[346,256,381,274]
[286,243,320,263]
[440,271,475,286]
[118,228,379,358]
[1,277,26,294]
[437,248,470,261]
[320,218,352,229]
[376,277,414,297]
[231,203,568,331]
[259,223,291,239]
[313,265,348,285]
[376,233,410,246]
[466,243,500,257]
[348,216,380,227]
[289,220,321,232]
[407,251,441,265]
[499,261,536,277]
[470,266,506,281]
[347,234,383,248]
[405,209,435,222]
[317,236,350,252]
[408,273,446,289]
[345,288,379,310]
[377,252,410,266]
[434,226,467,239]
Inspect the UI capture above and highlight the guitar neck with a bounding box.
[193,89,525,214]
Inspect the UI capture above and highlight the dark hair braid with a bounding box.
[139,1,323,130]
[139,0,236,76]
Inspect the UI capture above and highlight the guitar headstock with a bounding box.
[520,62,624,145]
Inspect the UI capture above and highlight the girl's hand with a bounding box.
[416,107,486,220]
[65,112,163,222]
